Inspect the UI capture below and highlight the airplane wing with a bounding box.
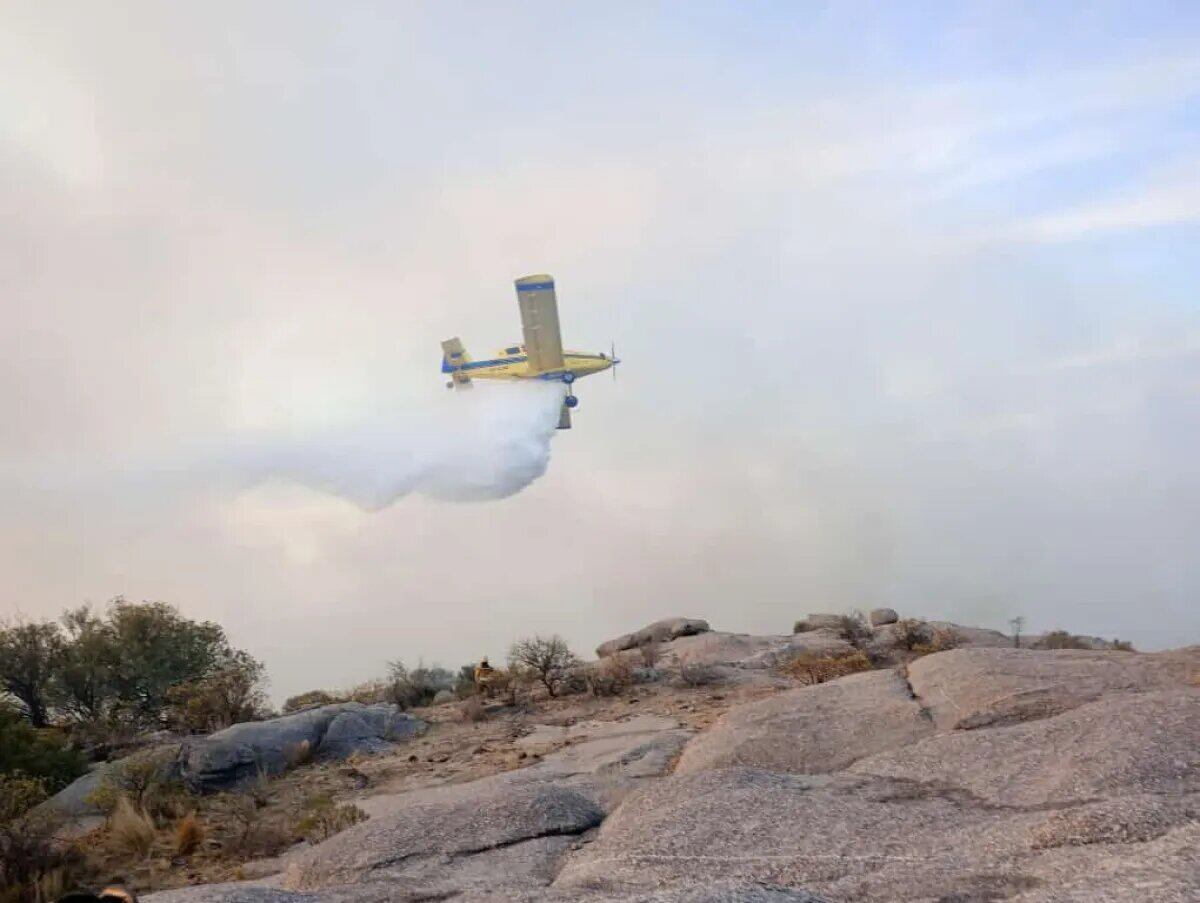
[515,274,565,373]
[557,402,572,430]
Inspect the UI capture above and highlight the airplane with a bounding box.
[440,274,618,429]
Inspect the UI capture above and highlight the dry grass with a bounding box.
[1034,630,1092,650]
[911,626,961,658]
[638,641,661,668]
[293,793,367,844]
[108,796,155,858]
[173,811,205,857]
[677,655,721,687]
[779,649,873,686]
[459,697,487,722]
[586,655,635,696]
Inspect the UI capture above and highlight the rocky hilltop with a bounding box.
[46,614,1197,902]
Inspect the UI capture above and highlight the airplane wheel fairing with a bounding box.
[565,395,579,408]
[562,372,576,384]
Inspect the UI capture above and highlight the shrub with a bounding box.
[677,656,721,687]
[638,641,661,668]
[0,704,87,793]
[911,627,960,657]
[836,612,871,648]
[792,620,811,634]
[174,811,204,856]
[779,650,872,686]
[282,689,339,713]
[454,664,478,699]
[459,697,487,723]
[508,636,579,698]
[1110,639,1135,652]
[0,777,84,903]
[293,793,367,844]
[164,650,268,733]
[108,796,155,858]
[1035,630,1091,650]
[585,655,634,697]
[387,661,453,709]
[213,793,291,858]
[86,750,188,822]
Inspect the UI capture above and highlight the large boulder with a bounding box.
[285,781,604,896]
[850,689,1200,806]
[906,646,1195,730]
[554,768,1037,901]
[179,703,424,792]
[596,618,710,658]
[675,669,934,775]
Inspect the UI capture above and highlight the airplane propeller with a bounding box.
[611,341,619,381]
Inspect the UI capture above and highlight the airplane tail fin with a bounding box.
[441,337,473,388]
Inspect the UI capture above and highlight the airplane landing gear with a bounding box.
[562,372,576,384]
[565,394,579,408]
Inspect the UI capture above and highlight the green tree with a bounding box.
[104,599,231,725]
[165,649,268,732]
[52,606,117,722]
[0,621,64,727]
[0,703,86,792]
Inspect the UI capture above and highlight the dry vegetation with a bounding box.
[779,650,873,685]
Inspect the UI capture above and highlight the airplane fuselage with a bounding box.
[442,346,615,383]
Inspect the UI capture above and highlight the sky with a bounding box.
[2,2,1199,702]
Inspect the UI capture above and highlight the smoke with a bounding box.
[228,381,567,509]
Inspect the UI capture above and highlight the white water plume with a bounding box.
[231,381,568,509]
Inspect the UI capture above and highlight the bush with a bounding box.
[638,641,661,668]
[792,620,811,634]
[86,750,188,822]
[585,655,634,697]
[293,793,367,844]
[677,655,721,687]
[0,704,87,793]
[459,697,487,723]
[508,636,579,698]
[387,661,453,709]
[282,690,340,713]
[1111,639,1135,652]
[0,776,84,903]
[779,650,872,686]
[164,650,268,733]
[1035,630,1092,650]
[836,612,871,648]
[454,664,478,699]
[911,627,960,657]
[345,678,390,704]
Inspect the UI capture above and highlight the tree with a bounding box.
[103,599,231,725]
[1007,616,1026,649]
[0,703,86,792]
[387,661,453,709]
[507,635,578,697]
[52,606,117,722]
[164,649,268,733]
[0,621,64,727]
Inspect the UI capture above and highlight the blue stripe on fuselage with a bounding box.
[516,281,554,292]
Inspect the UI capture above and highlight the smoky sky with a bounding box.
[2,2,1199,701]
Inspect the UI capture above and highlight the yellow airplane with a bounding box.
[440,274,618,429]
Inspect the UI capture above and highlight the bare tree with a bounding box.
[507,635,578,697]
[1008,616,1026,649]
